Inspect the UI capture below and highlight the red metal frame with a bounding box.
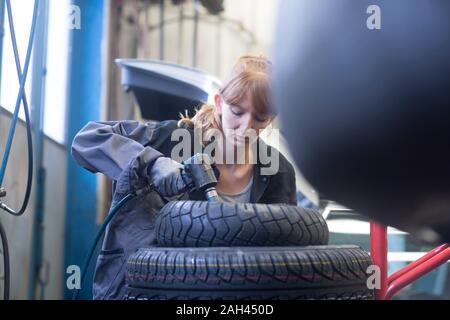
[370,221,450,300]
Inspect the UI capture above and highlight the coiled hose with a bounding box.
[0,0,39,300]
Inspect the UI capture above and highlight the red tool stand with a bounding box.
[370,222,450,300]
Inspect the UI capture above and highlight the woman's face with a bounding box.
[215,93,272,146]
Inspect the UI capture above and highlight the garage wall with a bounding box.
[0,107,67,299]
[138,0,280,79]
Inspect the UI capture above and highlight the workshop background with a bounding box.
[0,0,448,300]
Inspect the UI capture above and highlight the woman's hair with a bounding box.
[178,55,275,145]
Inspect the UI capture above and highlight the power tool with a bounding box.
[181,153,220,202]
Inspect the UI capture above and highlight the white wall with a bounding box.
[140,0,280,78]
[0,108,67,299]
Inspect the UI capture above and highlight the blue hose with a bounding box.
[0,0,39,300]
[0,0,39,186]
[0,0,36,216]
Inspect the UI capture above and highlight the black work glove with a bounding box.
[149,157,187,197]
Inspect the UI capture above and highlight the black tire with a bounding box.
[126,246,373,300]
[155,201,329,247]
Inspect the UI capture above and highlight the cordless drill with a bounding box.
[181,153,220,202]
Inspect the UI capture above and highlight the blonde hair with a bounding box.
[178,55,275,145]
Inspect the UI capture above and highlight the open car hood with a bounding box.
[116,59,221,121]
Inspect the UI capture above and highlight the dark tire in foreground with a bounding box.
[125,246,373,300]
[155,201,329,247]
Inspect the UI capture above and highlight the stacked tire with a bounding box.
[125,201,374,300]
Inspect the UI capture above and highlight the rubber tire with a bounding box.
[155,201,329,247]
[125,246,373,300]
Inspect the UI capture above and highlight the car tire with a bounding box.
[125,245,373,300]
[155,201,329,247]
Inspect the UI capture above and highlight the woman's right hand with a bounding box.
[149,157,186,197]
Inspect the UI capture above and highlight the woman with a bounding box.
[71,55,297,299]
